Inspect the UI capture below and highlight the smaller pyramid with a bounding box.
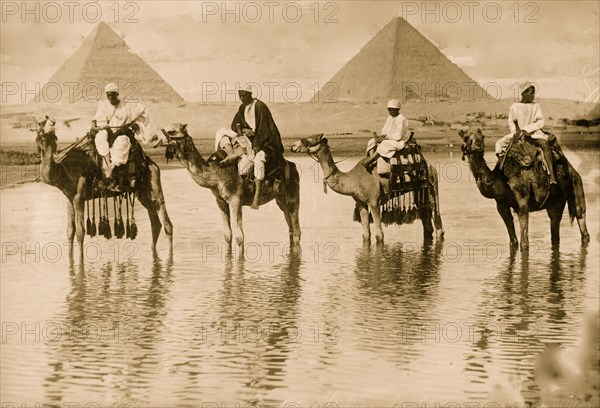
[587,103,600,119]
[314,17,490,103]
[35,22,183,103]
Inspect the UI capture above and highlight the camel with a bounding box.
[459,127,589,250]
[35,117,173,260]
[161,123,301,251]
[291,133,444,243]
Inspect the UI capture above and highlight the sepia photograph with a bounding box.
[1,1,599,407]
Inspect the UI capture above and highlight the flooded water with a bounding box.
[1,150,599,407]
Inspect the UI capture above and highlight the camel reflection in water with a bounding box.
[169,252,303,405]
[465,246,594,405]
[43,254,173,404]
[352,240,443,365]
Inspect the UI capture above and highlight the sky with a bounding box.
[1,0,599,104]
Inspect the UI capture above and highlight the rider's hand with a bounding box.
[376,134,387,143]
[130,123,140,132]
[243,128,254,138]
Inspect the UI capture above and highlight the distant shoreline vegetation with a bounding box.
[0,149,41,166]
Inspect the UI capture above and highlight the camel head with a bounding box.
[34,116,58,155]
[162,123,195,161]
[458,128,485,160]
[291,133,328,155]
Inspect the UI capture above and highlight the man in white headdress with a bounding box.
[363,99,410,170]
[495,81,556,184]
[92,82,156,178]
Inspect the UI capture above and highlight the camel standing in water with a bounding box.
[162,124,301,251]
[291,133,444,243]
[459,128,589,250]
[35,117,173,259]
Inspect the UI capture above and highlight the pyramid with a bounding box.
[35,22,183,103]
[314,17,489,103]
[587,103,600,119]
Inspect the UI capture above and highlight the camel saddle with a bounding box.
[388,137,429,195]
[499,130,564,171]
[86,126,146,193]
[210,148,286,193]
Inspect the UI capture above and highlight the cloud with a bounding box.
[448,55,477,67]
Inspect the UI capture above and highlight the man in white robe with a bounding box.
[214,127,254,176]
[92,82,152,178]
[495,82,556,184]
[363,99,410,171]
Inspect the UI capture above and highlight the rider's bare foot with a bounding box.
[251,200,260,210]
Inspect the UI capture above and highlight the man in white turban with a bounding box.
[495,82,556,184]
[92,82,153,178]
[363,99,410,170]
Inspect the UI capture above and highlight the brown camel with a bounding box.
[35,117,173,260]
[291,133,444,243]
[162,123,301,251]
[459,127,589,250]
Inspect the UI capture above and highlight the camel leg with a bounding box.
[215,197,233,250]
[66,200,76,258]
[568,167,590,245]
[428,166,444,238]
[356,201,371,243]
[516,204,530,251]
[229,197,244,254]
[420,203,434,241]
[547,201,565,248]
[137,193,162,252]
[276,196,301,249]
[369,202,384,243]
[73,179,86,261]
[150,163,174,251]
[576,215,590,246]
[138,163,174,251]
[289,202,301,248]
[496,202,518,248]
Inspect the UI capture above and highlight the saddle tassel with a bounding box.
[104,196,112,239]
[119,196,125,238]
[86,199,92,236]
[90,196,97,237]
[98,196,105,236]
[125,193,131,238]
[130,192,137,240]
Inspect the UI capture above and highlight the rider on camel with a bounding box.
[216,85,285,209]
[362,99,410,170]
[495,82,558,184]
[90,82,157,180]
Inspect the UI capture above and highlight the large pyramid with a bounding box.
[314,17,489,103]
[35,22,183,103]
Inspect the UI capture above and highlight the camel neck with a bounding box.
[177,141,217,188]
[39,141,58,184]
[468,150,496,198]
[316,146,349,193]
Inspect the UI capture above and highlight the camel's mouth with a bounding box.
[291,134,326,154]
[290,140,305,153]
[161,123,189,145]
[458,128,484,157]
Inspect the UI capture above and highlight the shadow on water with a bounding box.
[465,246,589,404]
[170,252,303,405]
[352,240,443,365]
[43,253,174,404]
